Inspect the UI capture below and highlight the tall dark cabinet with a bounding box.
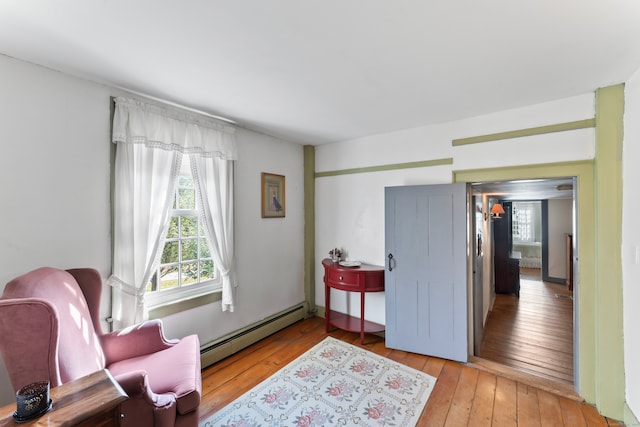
[493,202,520,297]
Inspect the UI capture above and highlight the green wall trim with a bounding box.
[304,145,316,315]
[594,84,625,419]
[452,159,593,179]
[451,118,596,146]
[315,157,453,178]
[625,403,640,427]
[148,290,222,319]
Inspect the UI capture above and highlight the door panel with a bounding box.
[385,183,468,362]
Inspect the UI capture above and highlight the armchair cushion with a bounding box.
[101,319,177,364]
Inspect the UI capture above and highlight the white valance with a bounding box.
[112,97,238,160]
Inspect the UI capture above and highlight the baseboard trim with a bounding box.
[200,303,308,368]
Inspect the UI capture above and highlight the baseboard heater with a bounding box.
[200,302,308,368]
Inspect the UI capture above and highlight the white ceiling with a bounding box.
[1,1,640,145]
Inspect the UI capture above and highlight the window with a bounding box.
[512,204,532,241]
[512,201,541,243]
[145,156,219,307]
[110,96,237,327]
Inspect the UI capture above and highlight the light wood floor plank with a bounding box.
[421,361,460,426]
[467,371,496,427]
[516,383,541,427]
[537,389,564,427]
[559,396,588,427]
[443,366,479,427]
[492,376,518,427]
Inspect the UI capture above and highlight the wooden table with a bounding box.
[0,370,127,426]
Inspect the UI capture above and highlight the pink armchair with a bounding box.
[0,267,202,427]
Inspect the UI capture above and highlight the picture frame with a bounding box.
[261,172,285,218]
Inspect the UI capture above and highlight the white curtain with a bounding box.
[108,97,238,329]
[109,142,181,330]
[191,154,236,311]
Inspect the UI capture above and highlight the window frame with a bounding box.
[144,158,221,310]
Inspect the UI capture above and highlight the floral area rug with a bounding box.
[200,336,437,427]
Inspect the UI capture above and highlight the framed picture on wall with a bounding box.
[261,172,285,218]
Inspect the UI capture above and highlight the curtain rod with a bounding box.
[110,89,236,126]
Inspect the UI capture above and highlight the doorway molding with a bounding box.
[452,156,621,417]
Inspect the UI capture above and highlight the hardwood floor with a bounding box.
[199,316,622,426]
[479,268,574,384]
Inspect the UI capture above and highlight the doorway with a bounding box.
[469,177,576,386]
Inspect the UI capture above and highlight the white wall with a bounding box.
[0,56,113,287]
[315,93,595,335]
[548,199,573,280]
[0,55,113,404]
[0,55,305,405]
[623,68,640,421]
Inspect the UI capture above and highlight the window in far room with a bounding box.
[512,201,541,243]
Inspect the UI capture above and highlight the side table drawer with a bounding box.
[325,268,360,289]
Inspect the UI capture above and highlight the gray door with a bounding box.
[385,183,468,362]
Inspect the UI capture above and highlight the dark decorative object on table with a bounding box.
[14,381,52,422]
[328,248,343,262]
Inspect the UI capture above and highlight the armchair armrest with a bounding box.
[114,370,176,409]
[101,319,178,364]
[113,370,177,427]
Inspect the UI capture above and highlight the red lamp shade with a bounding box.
[490,203,505,218]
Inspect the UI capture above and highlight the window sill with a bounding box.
[147,289,222,319]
